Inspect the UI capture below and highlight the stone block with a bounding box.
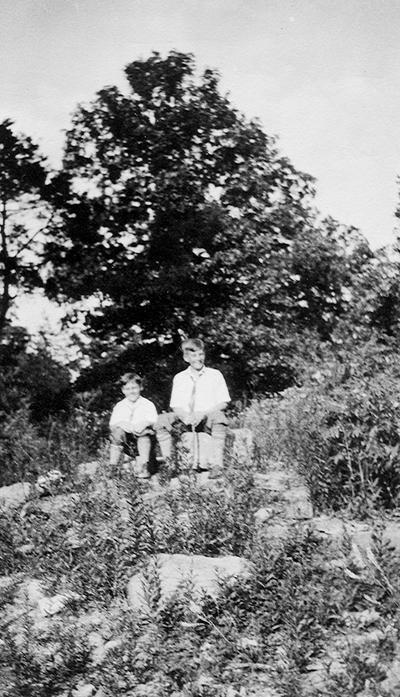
[281,484,313,520]
[379,658,400,695]
[383,521,400,554]
[127,553,253,612]
[310,516,373,550]
[32,493,80,516]
[228,427,254,461]
[0,482,31,509]
[254,507,274,524]
[259,520,292,546]
[254,470,292,493]
[77,461,100,479]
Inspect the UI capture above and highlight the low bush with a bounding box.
[245,363,400,515]
[0,405,109,487]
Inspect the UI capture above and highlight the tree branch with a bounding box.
[14,212,55,259]
[0,197,11,339]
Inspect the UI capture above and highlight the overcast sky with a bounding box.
[2,0,400,248]
[3,0,400,332]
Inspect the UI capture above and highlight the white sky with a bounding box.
[2,0,400,334]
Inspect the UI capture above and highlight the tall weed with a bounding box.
[245,367,400,514]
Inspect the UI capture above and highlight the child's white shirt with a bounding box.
[170,366,230,413]
[109,396,158,434]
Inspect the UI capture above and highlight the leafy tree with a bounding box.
[0,325,71,420]
[0,119,50,339]
[46,51,369,398]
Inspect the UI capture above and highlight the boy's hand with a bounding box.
[174,409,191,425]
[191,412,206,427]
[132,421,151,435]
[114,420,131,432]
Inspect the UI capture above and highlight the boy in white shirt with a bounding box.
[155,339,230,474]
[109,372,158,478]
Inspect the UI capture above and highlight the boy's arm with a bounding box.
[206,401,228,414]
[172,406,191,424]
[215,371,231,405]
[170,376,191,424]
[109,403,132,432]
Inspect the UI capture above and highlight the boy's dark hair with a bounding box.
[120,372,143,388]
[182,338,205,353]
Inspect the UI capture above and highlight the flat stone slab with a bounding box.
[281,484,313,519]
[262,520,292,545]
[30,493,80,515]
[127,553,253,612]
[0,482,31,509]
[382,521,400,554]
[310,516,400,559]
[254,468,304,492]
[77,461,100,479]
[310,516,372,548]
[254,470,313,520]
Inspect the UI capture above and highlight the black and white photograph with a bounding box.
[2,1,400,695]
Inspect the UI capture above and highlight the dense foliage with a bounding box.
[43,51,373,398]
[2,431,400,696]
[0,119,50,339]
[244,335,400,516]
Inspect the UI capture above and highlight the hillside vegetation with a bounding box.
[2,339,400,695]
[2,50,400,696]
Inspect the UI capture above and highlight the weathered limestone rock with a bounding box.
[254,507,274,524]
[380,657,400,695]
[254,468,313,520]
[309,515,346,542]
[383,520,400,554]
[0,481,31,509]
[72,684,96,697]
[228,427,254,461]
[310,516,373,550]
[36,592,80,617]
[19,578,47,606]
[24,492,80,516]
[254,470,293,492]
[259,520,293,547]
[35,469,64,495]
[77,460,100,479]
[281,484,313,519]
[127,553,253,612]
[309,516,400,562]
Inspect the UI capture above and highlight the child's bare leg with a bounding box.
[110,426,126,465]
[207,411,228,472]
[154,413,176,459]
[136,434,151,473]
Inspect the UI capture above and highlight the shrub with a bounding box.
[0,616,92,697]
[245,364,400,515]
[0,404,109,487]
[0,408,50,486]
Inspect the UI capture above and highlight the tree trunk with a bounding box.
[0,198,11,341]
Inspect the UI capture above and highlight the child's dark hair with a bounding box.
[120,372,143,388]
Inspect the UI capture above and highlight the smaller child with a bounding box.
[109,372,158,478]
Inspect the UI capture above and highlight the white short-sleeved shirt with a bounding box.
[170,366,230,413]
[109,396,158,434]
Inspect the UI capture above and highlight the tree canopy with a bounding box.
[0,119,50,339]
[45,51,371,400]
